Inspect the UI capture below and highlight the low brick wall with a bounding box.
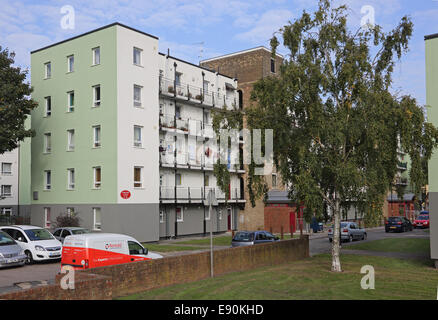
[0,236,308,300]
[0,272,112,300]
[83,236,309,298]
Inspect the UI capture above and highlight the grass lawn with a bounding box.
[175,236,232,246]
[346,238,430,254]
[141,243,208,252]
[117,253,438,300]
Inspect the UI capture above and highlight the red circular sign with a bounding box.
[120,190,131,199]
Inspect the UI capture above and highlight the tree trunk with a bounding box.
[331,199,342,272]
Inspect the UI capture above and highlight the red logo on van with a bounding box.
[105,243,122,250]
[120,190,131,199]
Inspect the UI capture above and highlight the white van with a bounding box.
[61,233,162,270]
[0,225,62,264]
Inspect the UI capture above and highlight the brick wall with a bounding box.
[0,272,112,300]
[265,206,297,234]
[201,48,285,231]
[0,236,308,300]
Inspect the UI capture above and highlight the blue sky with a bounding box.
[1,0,438,106]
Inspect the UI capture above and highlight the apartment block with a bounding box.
[425,32,438,268]
[200,47,284,231]
[29,23,243,242]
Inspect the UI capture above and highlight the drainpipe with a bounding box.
[174,62,178,239]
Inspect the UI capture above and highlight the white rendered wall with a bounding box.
[0,149,19,206]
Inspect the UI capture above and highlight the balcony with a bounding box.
[159,76,236,109]
[159,186,210,203]
[395,177,408,186]
[397,161,408,170]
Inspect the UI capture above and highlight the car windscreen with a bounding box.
[0,231,16,246]
[332,223,348,228]
[388,217,401,222]
[233,232,254,242]
[418,216,429,220]
[71,229,89,235]
[24,229,54,241]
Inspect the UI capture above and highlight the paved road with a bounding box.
[310,227,429,256]
[0,227,429,293]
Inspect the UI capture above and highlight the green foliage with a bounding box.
[0,46,36,154]
[55,213,81,228]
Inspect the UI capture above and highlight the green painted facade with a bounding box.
[426,38,438,193]
[30,25,118,205]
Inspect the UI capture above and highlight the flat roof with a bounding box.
[159,52,236,80]
[425,33,438,41]
[31,22,159,54]
[200,46,284,64]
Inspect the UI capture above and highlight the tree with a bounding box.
[214,0,438,272]
[0,46,36,154]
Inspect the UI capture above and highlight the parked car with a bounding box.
[413,214,430,229]
[0,230,27,268]
[61,233,162,270]
[231,231,280,248]
[53,227,90,243]
[0,225,62,264]
[385,216,413,233]
[328,222,367,242]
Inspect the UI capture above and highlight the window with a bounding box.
[134,85,142,107]
[133,47,142,65]
[175,72,182,86]
[93,85,101,107]
[93,125,101,147]
[159,210,164,223]
[67,91,74,112]
[176,207,183,222]
[67,129,75,151]
[45,96,52,117]
[93,166,101,189]
[159,103,164,115]
[44,170,51,190]
[204,175,209,187]
[134,167,143,188]
[203,80,209,94]
[175,105,181,119]
[205,207,210,220]
[67,168,75,190]
[93,208,101,230]
[44,62,51,79]
[44,208,51,228]
[134,126,143,147]
[1,185,12,197]
[271,58,275,73]
[67,55,74,73]
[92,47,100,65]
[218,209,223,220]
[128,241,144,255]
[272,174,277,188]
[1,208,12,216]
[1,163,12,175]
[67,207,75,217]
[175,173,182,186]
[44,133,52,153]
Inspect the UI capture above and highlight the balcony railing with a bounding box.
[159,76,236,109]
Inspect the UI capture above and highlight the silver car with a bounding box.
[328,222,367,243]
[0,230,27,268]
[52,227,90,244]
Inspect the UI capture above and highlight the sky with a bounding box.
[0,0,438,106]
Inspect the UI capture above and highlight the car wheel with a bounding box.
[25,251,34,265]
[349,235,353,242]
[362,233,367,241]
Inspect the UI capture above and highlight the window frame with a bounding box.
[134,166,143,188]
[44,132,52,153]
[133,84,142,107]
[67,129,75,151]
[133,125,143,148]
[67,55,74,73]
[93,207,102,231]
[176,207,184,222]
[93,166,101,189]
[44,207,51,229]
[133,47,142,66]
[92,47,100,66]
[1,163,12,175]
[45,96,52,117]
[1,185,12,197]
[44,170,51,190]
[44,62,51,79]
[67,91,75,112]
[93,85,101,107]
[67,168,75,190]
[93,125,101,148]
